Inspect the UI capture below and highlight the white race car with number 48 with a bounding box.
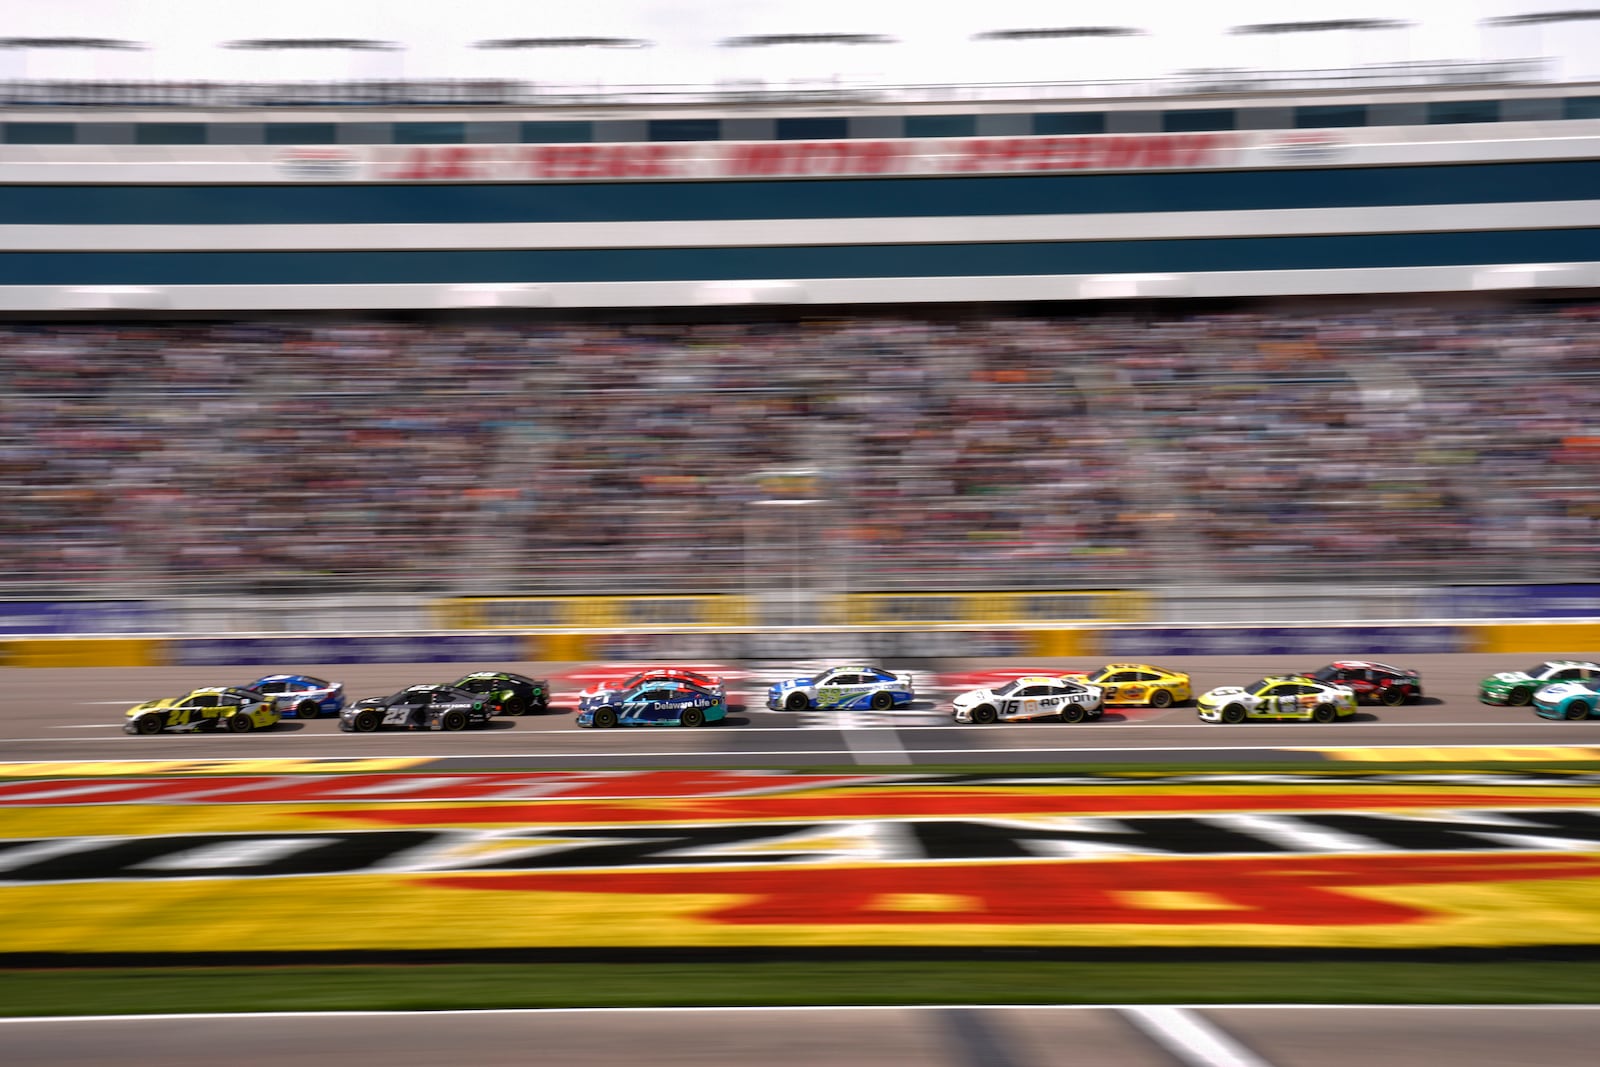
[952,675,1105,724]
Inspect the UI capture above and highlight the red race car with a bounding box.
[580,667,727,703]
[1304,661,1423,706]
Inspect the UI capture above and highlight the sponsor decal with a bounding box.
[1100,625,1464,658]
[370,133,1235,182]
[170,633,525,667]
[1264,133,1346,164]
[2,771,1599,952]
[277,148,358,180]
[591,630,1029,661]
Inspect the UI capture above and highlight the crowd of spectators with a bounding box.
[3,303,1598,596]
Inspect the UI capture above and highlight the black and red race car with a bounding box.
[1305,661,1423,706]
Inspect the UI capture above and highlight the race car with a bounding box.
[1479,662,1600,706]
[576,679,726,728]
[1533,680,1600,720]
[767,665,914,712]
[339,685,497,732]
[952,675,1104,724]
[243,674,346,718]
[124,686,281,735]
[1059,663,1190,708]
[1196,675,1358,724]
[449,671,549,715]
[581,667,726,704]
[1304,661,1423,706]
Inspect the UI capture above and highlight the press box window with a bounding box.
[134,123,208,145]
[1033,112,1107,135]
[264,124,340,145]
[776,117,849,140]
[1294,104,1368,128]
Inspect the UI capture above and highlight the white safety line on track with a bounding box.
[1122,1006,1275,1067]
[4,1004,1597,1024]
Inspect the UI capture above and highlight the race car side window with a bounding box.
[1019,685,1051,697]
[1554,668,1584,680]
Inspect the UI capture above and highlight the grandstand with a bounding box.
[4,27,1600,616]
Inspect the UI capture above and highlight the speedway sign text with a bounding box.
[372,133,1232,181]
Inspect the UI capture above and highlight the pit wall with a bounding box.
[3,621,1596,668]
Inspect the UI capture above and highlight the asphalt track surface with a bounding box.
[4,653,1599,1064]
[4,653,1599,767]
[6,1005,1600,1067]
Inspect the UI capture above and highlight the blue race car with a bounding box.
[576,680,726,728]
[243,674,346,719]
[1533,680,1600,720]
[767,665,915,712]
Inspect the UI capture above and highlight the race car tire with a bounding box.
[1312,704,1338,724]
[784,693,810,712]
[1148,689,1173,709]
[1380,688,1408,707]
[499,696,527,717]
[226,713,254,733]
[1509,687,1534,706]
[969,704,998,725]
[351,709,381,733]
[870,691,893,710]
[439,709,468,732]
[681,708,706,728]
[1567,701,1592,721]
[1221,705,1247,724]
[296,701,319,719]
[594,707,618,729]
[134,714,164,735]
[1060,705,1086,723]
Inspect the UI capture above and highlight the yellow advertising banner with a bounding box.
[2,769,1599,954]
[836,591,1148,628]
[434,596,754,630]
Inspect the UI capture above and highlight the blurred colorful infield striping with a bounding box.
[2,766,1599,956]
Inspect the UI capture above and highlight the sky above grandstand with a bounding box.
[4,1,1598,84]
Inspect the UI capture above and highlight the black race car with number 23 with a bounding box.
[339,684,497,732]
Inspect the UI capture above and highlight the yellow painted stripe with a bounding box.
[0,757,429,777]
[0,637,165,668]
[1030,628,1095,658]
[1470,622,1600,655]
[1311,746,1600,762]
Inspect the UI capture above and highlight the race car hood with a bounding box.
[951,688,997,708]
[772,678,814,691]
[1198,686,1246,701]
[1537,681,1595,700]
[124,696,179,718]
[1489,672,1534,684]
[578,689,624,712]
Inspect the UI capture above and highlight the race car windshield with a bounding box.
[1309,667,1337,682]
[1245,680,1273,695]
[1528,665,1556,677]
[992,681,1023,697]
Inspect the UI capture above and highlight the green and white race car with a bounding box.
[1478,661,1600,706]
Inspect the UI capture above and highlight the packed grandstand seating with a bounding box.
[3,304,1598,595]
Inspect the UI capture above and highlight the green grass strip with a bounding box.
[2,960,1597,1015]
